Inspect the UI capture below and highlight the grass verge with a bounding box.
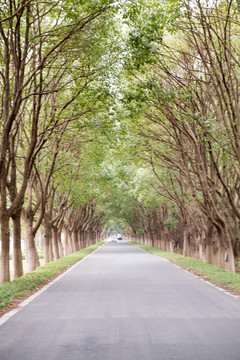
[130,242,240,295]
[0,241,104,314]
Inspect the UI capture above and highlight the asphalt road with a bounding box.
[1,241,240,360]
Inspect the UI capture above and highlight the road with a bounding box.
[1,241,240,360]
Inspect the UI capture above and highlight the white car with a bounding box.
[107,237,117,243]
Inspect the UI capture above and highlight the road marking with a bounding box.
[0,245,103,327]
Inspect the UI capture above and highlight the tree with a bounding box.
[119,0,240,271]
[0,0,121,283]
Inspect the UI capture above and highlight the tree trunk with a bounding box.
[12,209,23,279]
[0,179,10,284]
[52,226,60,260]
[77,231,81,250]
[79,230,84,249]
[83,231,87,248]
[206,223,214,265]
[64,228,73,255]
[0,212,10,284]
[183,229,188,257]
[58,231,64,258]
[223,228,236,273]
[43,219,53,264]
[216,241,225,270]
[86,232,91,247]
[24,217,40,272]
[62,228,67,255]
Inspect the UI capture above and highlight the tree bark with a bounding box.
[0,178,10,284]
[206,222,214,265]
[0,212,10,284]
[43,218,53,264]
[23,216,40,272]
[52,226,60,260]
[183,228,188,257]
[12,209,23,279]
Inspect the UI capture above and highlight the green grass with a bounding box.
[130,242,240,295]
[0,241,104,311]
[9,251,44,261]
